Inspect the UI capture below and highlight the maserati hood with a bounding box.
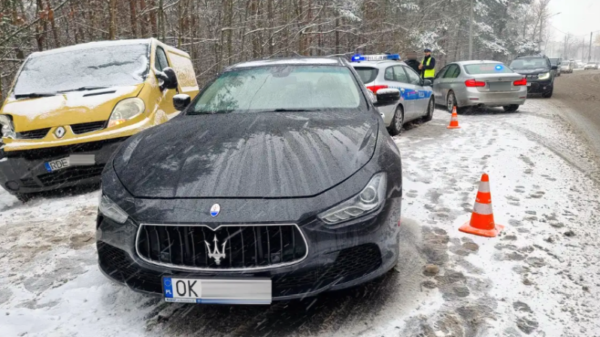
[113,111,379,198]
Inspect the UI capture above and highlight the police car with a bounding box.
[351,54,435,135]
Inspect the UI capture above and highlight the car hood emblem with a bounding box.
[210,204,220,217]
[54,126,65,138]
[205,236,227,265]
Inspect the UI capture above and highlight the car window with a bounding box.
[510,58,548,70]
[155,47,169,71]
[436,66,448,79]
[354,67,378,83]
[393,66,409,83]
[443,64,460,79]
[403,66,421,85]
[384,67,394,81]
[189,65,365,114]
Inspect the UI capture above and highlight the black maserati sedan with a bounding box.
[97,57,403,304]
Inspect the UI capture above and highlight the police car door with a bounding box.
[402,66,429,120]
[387,65,415,119]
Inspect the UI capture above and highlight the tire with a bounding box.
[446,91,457,113]
[15,193,32,203]
[542,87,553,98]
[422,98,435,122]
[503,104,519,112]
[389,105,404,136]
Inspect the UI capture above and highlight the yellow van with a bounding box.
[0,38,199,201]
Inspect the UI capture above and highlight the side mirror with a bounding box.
[366,90,377,104]
[156,67,178,90]
[374,88,400,107]
[422,79,433,87]
[173,94,191,111]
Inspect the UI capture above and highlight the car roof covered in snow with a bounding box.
[28,39,152,58]
[228,57,344,70]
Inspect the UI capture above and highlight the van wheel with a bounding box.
[389,105,404,136]
[15,193,32,203]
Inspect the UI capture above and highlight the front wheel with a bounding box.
[15,193,32,203]
[503,105,519,112]
[422,98,435,122]
[389,105,404,136]
[542,87,553,98]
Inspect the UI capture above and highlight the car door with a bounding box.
[390,65,416,119]
[402,66,428,120]
[154,46,179,120]
[433,65,449,100]
[441,64,461,102]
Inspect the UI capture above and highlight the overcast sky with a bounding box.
[549,0,600,39]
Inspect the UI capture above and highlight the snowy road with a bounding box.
[2,97,600,337]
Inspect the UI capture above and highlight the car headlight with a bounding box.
[108,98,145,128]
[99,195,129,224]
[0,115,16,139]
[318,172,387,225]
[538,72,550,80]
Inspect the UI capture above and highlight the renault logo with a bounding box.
[205,236,227,265]
[54,126,66,138]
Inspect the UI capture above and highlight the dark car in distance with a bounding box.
[510,55,557,98]
[96,57,403,304]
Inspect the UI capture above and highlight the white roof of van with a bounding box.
[29,39,152,57]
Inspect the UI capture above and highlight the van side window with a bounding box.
[155,47,169,71]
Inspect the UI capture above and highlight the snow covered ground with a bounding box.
[1,98,599,337]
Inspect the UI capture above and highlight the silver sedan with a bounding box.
[433,61,527,113]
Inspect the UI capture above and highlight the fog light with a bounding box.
[5,181,19,191]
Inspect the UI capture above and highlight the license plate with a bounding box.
[162,277,272,305]
[44,154,95,172]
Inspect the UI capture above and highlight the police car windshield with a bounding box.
[464,64,512,75]
[509,58,548,70]
[188,65,365,114]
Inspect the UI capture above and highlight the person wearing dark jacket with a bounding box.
[419,48,436,79]
[404,50,421,74]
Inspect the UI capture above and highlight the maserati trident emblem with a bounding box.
[205,236,227,265]
[54,126,66,138]
[210,203,220,217]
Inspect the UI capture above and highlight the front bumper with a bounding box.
[526,80,553,94]
[0,137,127,194]
[457,88,527,107]
[97,197,402,301]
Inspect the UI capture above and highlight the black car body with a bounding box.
[97,57,403,303]
[510,55,557,98]
[549,58,561,77]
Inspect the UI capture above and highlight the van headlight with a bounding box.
[0,115,16,139]
[108,98,145,128]
[538,72,550,80]
[99,195,129,224]
[318,173,387,225]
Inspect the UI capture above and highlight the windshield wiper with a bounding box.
[57,86,109,93]
[14,92,57,99]
[272,108,320,112]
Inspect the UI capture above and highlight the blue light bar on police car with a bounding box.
[351,54,401,62]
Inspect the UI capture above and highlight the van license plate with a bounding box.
[162,277,272,305]
[45,158,70,172]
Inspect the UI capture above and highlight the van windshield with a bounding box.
[13,43,150,96]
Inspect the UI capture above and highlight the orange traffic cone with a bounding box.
[459,173,504,237]
[447,106,461,129]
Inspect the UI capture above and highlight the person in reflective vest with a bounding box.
[419,48,436,79]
